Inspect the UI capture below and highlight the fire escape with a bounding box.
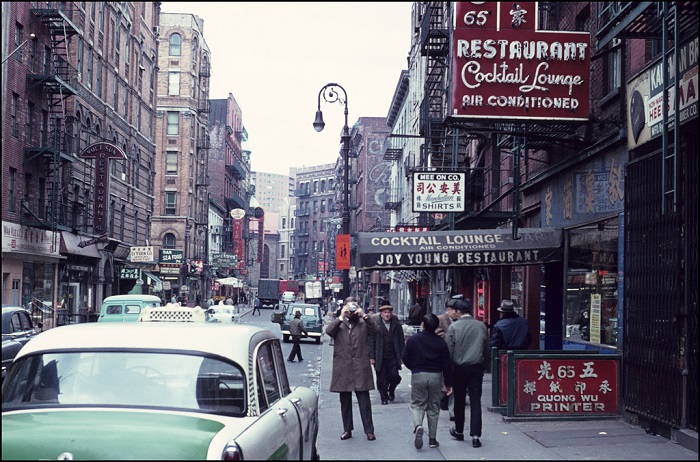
[22,6,80,245]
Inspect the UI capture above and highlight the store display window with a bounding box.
[565,217,619,348]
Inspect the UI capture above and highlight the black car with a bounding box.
[2,306,41,382]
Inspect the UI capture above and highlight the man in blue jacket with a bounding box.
[490,300,531,351]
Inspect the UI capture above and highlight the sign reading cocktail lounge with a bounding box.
[356,228,562,270]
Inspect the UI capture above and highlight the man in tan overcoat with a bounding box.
[326,296,378,441]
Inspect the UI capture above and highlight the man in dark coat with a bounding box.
[325,297,378,441]
[490,300,531,351]
[370,305,405,405]
[287,310,308,362]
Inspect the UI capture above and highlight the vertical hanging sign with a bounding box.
[80,143,127,235]
[336,234,350,270]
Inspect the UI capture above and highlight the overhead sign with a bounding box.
[129,246,154,263]
[413,172,465,212]
[357,228,562,270]
[336,234,351,270]
[159,249,184,264]
[450,2,590,121]
[626,37,698,149]
[79,142,127,234]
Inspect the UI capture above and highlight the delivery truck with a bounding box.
[257,278,280,308]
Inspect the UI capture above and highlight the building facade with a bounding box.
[152,12,211,306]
[2,2,160,323]
[377,1,697,440]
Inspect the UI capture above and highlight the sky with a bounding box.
[160,2,414,176]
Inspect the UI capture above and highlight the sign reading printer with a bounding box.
[356,228,562,270]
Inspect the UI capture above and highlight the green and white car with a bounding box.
[1,322,319,460]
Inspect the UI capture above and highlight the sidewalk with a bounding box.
[315,339,698,460]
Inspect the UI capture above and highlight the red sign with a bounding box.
[335,234,350,270]
[80,143,127,234]
[451,2,590,121]
[513,356,620,416]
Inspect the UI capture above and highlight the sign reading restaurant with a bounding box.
[79,142,127,235]
[451,1,590,121]
[356,228,561,270]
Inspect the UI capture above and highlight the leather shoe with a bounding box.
[381,399,388,405]
[472,437,482,448]
[449,426,464,441]
[366,432,376,441]
[287,359,295,362]
[340,431,352,440]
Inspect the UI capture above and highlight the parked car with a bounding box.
[274,302,323,344]
[1,321,320,460]
[1,306,41,382]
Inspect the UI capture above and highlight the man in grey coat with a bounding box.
[325,297,378,441]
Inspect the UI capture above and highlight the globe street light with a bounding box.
[314,83,350,301]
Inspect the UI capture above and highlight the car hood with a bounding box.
[1,408,233,460]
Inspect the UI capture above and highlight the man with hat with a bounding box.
[369,304,405,405]
[287,310,308,362]
[446,298,489,448]
[490,299,531,351]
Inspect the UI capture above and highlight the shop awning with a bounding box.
[143,271,163,291]
[356,227,562,270]
[60,232,101,259]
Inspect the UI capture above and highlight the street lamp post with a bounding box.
[314,83,350,301]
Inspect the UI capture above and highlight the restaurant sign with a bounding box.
[356,227,561,270]
[451,2,590,121]
[79,143,127,234]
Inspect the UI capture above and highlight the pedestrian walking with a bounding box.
[369,305,405,405]
[490,299,532,351]
[402,313,453,450]
[325,297,378,441]
[435,295,462,420]
[446,298,490,449]
[253,295,262,316]
[287,311,308,362]
[224,296,234,306]
[207,297,215,308]
[407,300,426,326]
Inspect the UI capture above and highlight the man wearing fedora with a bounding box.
[369,304,405,405]
[490,300,532,351]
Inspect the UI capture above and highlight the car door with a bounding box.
[233,340,302,459]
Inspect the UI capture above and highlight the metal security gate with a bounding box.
[625,143,697,432]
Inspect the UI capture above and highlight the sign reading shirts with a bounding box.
[451,2,590,121]
[356,227,561,270]
[413,172,465,212]
[80,142,127,234]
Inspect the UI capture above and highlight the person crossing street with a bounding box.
[287,310,308,362]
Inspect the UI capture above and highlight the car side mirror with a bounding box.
[37,322,44,331]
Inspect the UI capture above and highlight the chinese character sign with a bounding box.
[412,172,465,212]
[514,357,620,416]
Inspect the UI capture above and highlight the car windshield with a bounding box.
[2,351,247,416]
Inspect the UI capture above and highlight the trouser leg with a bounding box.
[409,373,428,429]
[386,357,402,394]
[339,392,354,432]
[375,364,389,400]
[452,365,468,434]
[355,390,374,434]
[425,372,442,439]
[466,365,484,438]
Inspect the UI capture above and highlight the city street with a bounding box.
[237,307,697,460]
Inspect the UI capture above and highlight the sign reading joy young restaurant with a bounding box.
[451,2,590,121]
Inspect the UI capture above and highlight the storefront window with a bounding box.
[565,217,619,348]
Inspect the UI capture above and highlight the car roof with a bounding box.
[14,323,277,365]
[102,295,163,302]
